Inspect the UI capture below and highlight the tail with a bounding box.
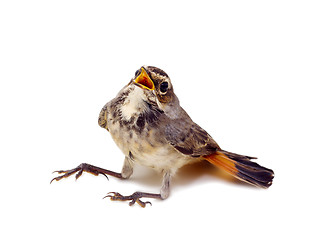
[204,150,274,188]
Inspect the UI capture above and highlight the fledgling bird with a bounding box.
[51,66,274,207]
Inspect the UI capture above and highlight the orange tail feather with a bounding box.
[204,151,274,188]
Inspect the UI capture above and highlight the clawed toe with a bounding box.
[50,166,83,183]
[50,167,79,183]
[129,199,152,208]
[104,192,153,208]
[50,163,112,184]
[104,192,123,199]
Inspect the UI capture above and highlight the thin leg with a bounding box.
[50,163,123,183]
[51,155,134,183]
[105,171,172,207]
[160,172,171,199]
[121,156,134,179]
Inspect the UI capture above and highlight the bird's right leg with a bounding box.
[50,156,134,183]
[105,172,172,207]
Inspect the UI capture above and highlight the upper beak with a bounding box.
[134,67,155,90]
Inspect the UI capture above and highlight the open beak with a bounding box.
[134,67,155,90]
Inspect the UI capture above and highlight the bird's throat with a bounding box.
[119,86,148,121]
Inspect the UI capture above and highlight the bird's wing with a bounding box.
[165,114,220,157]
[98,104,109,131]
[165,115,274,187]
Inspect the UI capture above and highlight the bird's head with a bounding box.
[132,66,175,104]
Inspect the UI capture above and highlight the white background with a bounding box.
[1,0,313,239]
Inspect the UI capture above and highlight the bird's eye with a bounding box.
[160,82,168,93]
[135,69,141,77]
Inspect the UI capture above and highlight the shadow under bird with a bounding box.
[51,66,274,207]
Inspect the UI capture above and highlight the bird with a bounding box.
[51,65,274,207]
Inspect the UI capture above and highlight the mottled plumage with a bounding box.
[52,66,274,207]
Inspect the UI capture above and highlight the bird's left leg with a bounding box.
[50,155,134,183]
[105,172,171,207]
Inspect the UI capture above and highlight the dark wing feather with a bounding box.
[98,105,109,131]
[165,110,220,157]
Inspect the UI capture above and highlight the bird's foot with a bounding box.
[50,163,122,183]
[104,191,162,208]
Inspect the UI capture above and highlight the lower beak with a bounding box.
[134,67,155,90]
